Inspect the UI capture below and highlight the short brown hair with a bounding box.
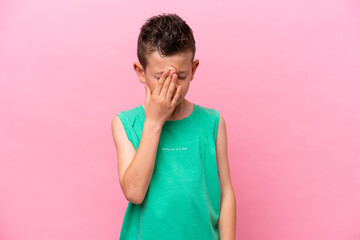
[137,13,196,72]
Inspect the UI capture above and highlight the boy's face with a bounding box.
[135,49,199,105]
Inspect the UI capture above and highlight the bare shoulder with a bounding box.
[216,113,235,197]
[216,114,227,155]
[111,115,124,135]
[111,115,136,195]
[216,114,227,146]
[218,114,226,131]
[111,115,127,148]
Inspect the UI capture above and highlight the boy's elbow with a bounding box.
[121,177,146,204]
[126,195,143,205]
[125,189,145,205]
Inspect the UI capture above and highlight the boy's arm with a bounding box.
[111,116,162,204]
[216,114,236,240]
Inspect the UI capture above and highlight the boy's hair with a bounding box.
[137,13,196,72]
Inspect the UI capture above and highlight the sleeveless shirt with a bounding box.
[117,103,221,240]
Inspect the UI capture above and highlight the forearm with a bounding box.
[218,190,236,240]
[123,120,162,204]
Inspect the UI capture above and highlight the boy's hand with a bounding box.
[144,69,182,127]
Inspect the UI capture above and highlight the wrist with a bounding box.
[144,119,163,132]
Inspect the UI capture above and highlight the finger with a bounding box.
[153,70,169,96]
[171,84,182,108]
[160,70,175,99]
[165,73,178,103]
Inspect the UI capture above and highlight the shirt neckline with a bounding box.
[138,103,198,126]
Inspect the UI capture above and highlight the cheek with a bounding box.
[177,84,189,95]
[176,81,188,88]
[146,80,156,90]
[145,83,156,93]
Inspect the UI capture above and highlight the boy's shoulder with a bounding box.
[117,104,143,126]
[195,103,220,118]
[195,103,220,143]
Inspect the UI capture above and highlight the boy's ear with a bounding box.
[190,59,200,81]
[133,62,146,84]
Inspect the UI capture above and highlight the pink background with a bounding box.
[1,0,360,239]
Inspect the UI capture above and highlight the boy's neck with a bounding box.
[168,98,193,121]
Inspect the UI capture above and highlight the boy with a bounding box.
[111,13,236,239]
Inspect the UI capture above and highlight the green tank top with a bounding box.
[117,103,221,240]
